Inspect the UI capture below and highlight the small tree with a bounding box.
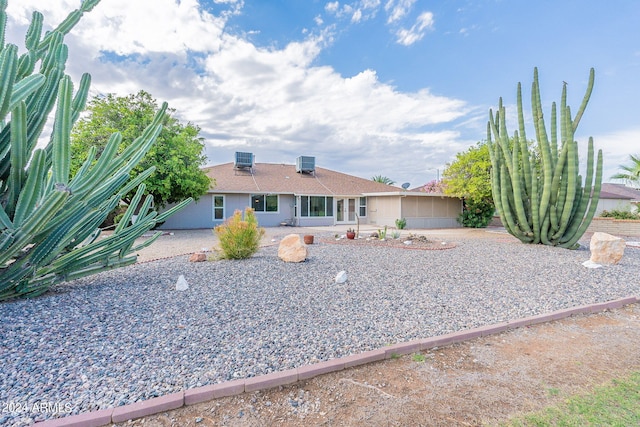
[214,208,265,259]
[71,91,212,209]
[441,142,494,227]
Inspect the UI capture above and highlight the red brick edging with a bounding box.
[36,296,639,427]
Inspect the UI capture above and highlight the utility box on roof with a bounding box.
[296,156,315,173]
[235,152,254,169]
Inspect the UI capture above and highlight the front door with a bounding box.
[336,198,356,224]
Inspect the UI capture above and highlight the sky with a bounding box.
[5,0,640,188]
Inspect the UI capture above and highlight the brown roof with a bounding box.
[599,183,640,201]
[204,162,403,196]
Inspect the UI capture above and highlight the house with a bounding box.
[596,183,640,215]
[159,153,463,229]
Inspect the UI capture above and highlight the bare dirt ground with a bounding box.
[113,228,640,426]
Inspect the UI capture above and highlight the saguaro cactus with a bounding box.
[487,68,602,249]
[0,0,191,300]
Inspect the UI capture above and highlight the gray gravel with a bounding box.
[1,237,639,426]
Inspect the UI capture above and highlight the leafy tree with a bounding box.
[372,175,396,185]
[441,142,494,227]
[71,91,212,208]
[611,154,640,187]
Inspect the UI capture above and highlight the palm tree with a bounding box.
[612,154,640,187]
[371,175,396,185]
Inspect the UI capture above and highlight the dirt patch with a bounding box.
[112,304,640,427]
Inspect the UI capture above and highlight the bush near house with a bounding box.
[214,208,265,259]
[600,210,640,220]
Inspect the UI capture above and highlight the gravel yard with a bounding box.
[1,232,639,426]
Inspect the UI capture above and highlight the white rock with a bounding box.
[335,271,347,283]
[175,275,189,291]
[590,232,625,265]
[403,240,413,245]
[278,234,308,262]
[582,260,603,269]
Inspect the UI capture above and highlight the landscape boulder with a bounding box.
[278,234,308,262]
[590,232,625,265]
[189,252,207,262]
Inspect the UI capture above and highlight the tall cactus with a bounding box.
[0,0,191,300]
[487,68,602,249]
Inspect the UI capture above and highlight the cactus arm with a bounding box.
[9,74,45,111]
[0,44,17,119]
[560,147,603,249]
[0,202,11,229]
[509,131,532,235]
[69,132,122,194]
[155,197,192,223]
[25,11,43,51]
[552,108,579,240]
[0,0,6,49]
[572,68,595,133]
[7,101,28,215]
[114,183,147,234]
[52,75,73,185]
[531,71,554,226]
[516,83,532,197]
[530,169,540,244]
[560,138,599,244]
[70,73,91,124]
[550,102,558,169]
[549,140,569,232]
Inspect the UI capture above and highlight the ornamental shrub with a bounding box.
[395,217,407,229]
[214,208,265,259]
[599,209,640,220]
[458,199,494,228]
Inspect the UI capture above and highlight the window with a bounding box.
[213,195,224,220]
[359,197,367,217]
[300,196,333,217]
[251,194,278,212]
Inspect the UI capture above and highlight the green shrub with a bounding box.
[458,199,494,228]
[214,208,265,259]
[395,217,407,229]
[599,209,640,220]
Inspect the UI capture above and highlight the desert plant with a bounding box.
[395,217,407,229]
[377,225,388,240]
[600,210,640,220]
[0,0,191,301]
[214,208,265,259]
[487,68,603,248]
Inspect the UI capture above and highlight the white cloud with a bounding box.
[5,0,470,187]
[395,11,434,46]
[590,128,640,182]
[352,9,363,22]
[384,0,416,24]
[325,1,340,13]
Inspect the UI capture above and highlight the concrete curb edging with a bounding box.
[36,296,639,426]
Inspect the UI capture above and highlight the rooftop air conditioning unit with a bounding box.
[296,156,315,174]
[235,152,254,169]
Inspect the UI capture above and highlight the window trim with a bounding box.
[299,195,334,218]
[250,194,279,213]
[213,195,225,221]
[359,197,367,217]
